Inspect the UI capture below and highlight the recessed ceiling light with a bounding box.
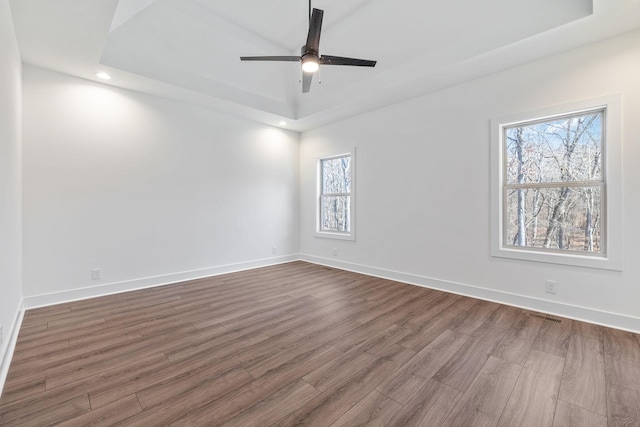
[96,72,111,80]
[279,121,287,126]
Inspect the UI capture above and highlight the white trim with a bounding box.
[0,305,24,399]
[490,94,623,271]
[22,255,298,309]
[299,254,640,334]
[315,148,356,241]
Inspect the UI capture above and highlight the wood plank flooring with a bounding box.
[1,261,639,426]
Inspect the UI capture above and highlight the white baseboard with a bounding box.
[299,254,640,334]
[14,252,640,365]
[4,253,639,396]
[0,304,24,399]
[22,255,299,309]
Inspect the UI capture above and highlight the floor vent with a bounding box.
[529,313,562,323]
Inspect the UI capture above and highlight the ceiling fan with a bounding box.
[240,1,377,93]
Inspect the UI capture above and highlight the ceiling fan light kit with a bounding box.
[240,5,376,93]
[301,55,320,73]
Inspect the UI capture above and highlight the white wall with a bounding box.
[300,30,640,332]
[0,0,23,381]
[22,66,299,305]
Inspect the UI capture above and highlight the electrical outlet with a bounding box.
[272,246,277,255]
[545,280,557,294]
[91,268,102,281]
[332,248,338,257]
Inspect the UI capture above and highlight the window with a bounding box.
[505,109,604,253]
[317,151,354,240]
[491,95,622,270]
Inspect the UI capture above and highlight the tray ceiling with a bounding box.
[9,0,640,130]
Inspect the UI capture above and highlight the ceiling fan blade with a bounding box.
[302,71,313,93]
[305,8,323,54]
[240,56,301,62]
[320,55,377,67]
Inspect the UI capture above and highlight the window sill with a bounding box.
[491,246,622,271]
[314,231,355,241]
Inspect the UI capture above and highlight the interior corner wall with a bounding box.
[21,65,300,305]
[0,0,23,375]
[299,30,640,332]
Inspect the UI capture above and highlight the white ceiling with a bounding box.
[8,0,640,131]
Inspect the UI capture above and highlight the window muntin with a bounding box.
[318,154,353,237]
[502,109,605,255]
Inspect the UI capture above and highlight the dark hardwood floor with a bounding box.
[1,261,639,426]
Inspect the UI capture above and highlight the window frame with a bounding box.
[315,149,355,241]
[490,95,622,270]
